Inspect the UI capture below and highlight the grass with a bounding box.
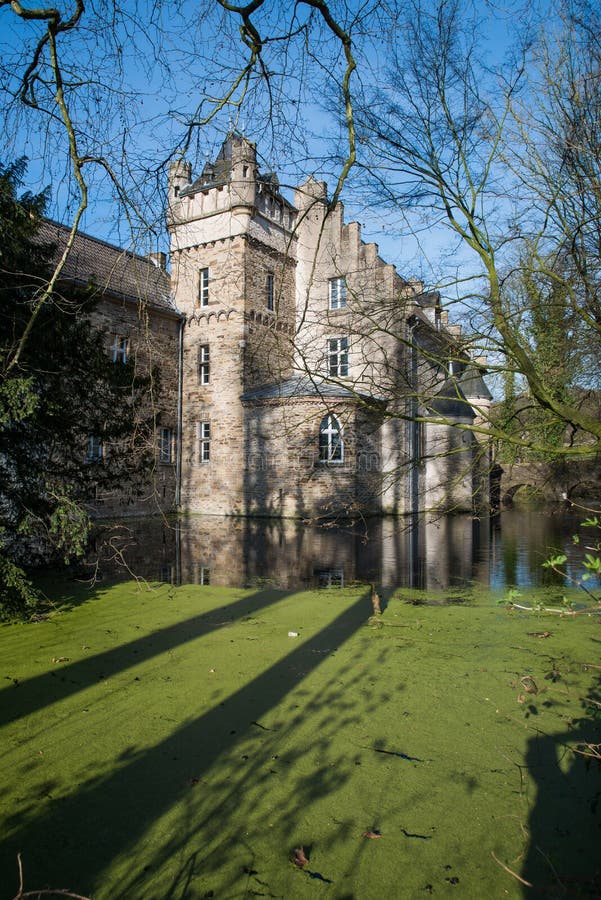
[1,579,600,899]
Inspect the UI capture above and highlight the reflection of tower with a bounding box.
[167,135,297,514]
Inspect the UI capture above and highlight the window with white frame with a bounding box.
[329,276,347,309]
[111,335,128,364]
[159,427,173,463]
[198,421,211,462]
[328,337,349,377]
[199,268,210,306]
[319,414,343,463]
[266,271,274,311]
[197,565,211,585]
[86,435,103,461]
[199,344,210,384]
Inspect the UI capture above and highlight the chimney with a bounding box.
[148,251,167,270]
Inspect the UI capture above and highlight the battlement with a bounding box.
[168,134,297,254]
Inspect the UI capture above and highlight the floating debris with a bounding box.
[400,827,431,840]
[520,675,539,694]
[371,746,422,762]
[251,720,274,731]
[290,847,308,868]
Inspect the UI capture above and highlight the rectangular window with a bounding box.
[328,337,349,377]
[329,276,347,309]
[266,271,274,311]
[199,268,210,306]
[199,344,210,384]
[111,335,128,364]
[198,421,211,462]
[86,435,103,461]
[159,427,173,463]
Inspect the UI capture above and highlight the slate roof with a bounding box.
[181,132,294,211]
[38,219,177,314]
[241,376,359,402]
[425,376,476,419]
[458,366,493,401]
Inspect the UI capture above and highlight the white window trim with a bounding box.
[329,276,347,310]
[159,427,173,464]
[199,344,210,384]
[319,414,344,464]
[199,268,210,307]
[328,336,349,377]
[111,335,128,364]
[198,421,211,463]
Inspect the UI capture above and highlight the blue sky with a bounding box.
[0,0,551,289]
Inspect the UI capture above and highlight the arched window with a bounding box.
[319,414,343,463]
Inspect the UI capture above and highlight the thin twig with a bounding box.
[491,851,533,888]
[13,852,92,900]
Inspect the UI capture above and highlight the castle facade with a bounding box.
[49,133,492,520]
[168,134,491,518]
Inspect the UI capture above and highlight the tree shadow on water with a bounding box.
[520,670,601,898]
[2,589,374,897]
[0,585,304,730]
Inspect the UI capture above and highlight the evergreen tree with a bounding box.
[0,159,154,618]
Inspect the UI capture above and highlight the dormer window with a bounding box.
[329,276,347,310]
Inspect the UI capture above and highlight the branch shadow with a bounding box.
[0,585,299,729]
[2,588,375,896]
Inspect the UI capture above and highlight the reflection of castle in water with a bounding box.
[91,514,492,592]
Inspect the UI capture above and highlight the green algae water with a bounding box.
[1,580,600,898]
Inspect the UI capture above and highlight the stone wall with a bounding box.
[88,295,180,517]
[242,398,383,518]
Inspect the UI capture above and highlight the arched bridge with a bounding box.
[498,461,601,507]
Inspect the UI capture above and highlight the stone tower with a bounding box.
[167,134,298,514]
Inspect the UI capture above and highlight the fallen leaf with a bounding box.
[520,675,538,694]
[290,847,308,868]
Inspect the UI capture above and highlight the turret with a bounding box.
[230,135,257,208]
[168,159,192,200]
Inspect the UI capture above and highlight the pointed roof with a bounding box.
[458,366,493,402]
[425,376,476,419]
[182,131,254,195]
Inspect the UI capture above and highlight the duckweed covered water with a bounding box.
[1,580,600,898]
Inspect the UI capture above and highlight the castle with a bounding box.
[47,133,492,519]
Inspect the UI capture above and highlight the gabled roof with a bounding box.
[39,220,177,314]
[241,376,359,402]
[425,376,476,419]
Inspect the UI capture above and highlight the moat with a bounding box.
[87,506,599,594]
